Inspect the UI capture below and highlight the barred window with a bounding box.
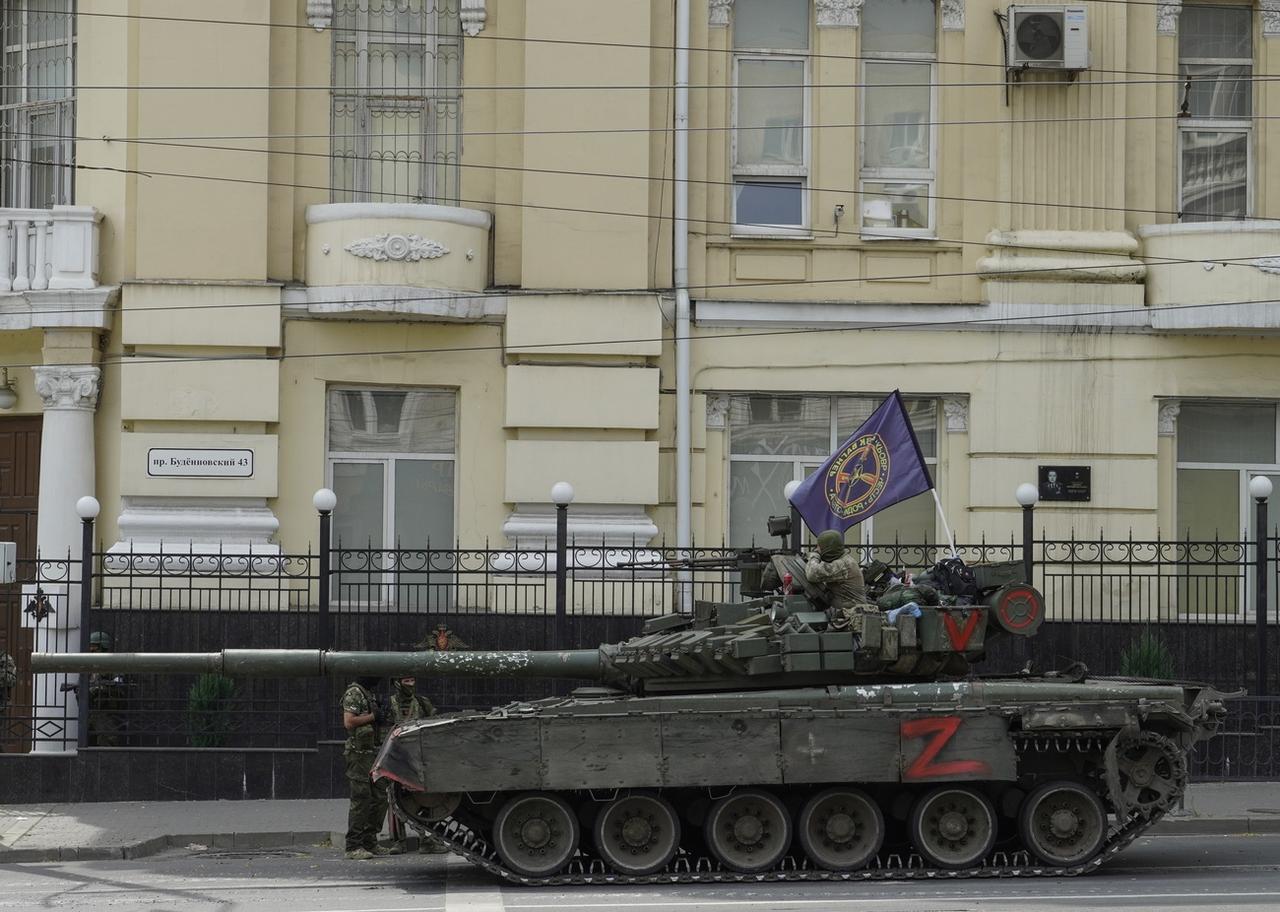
[331,0,461,204]
[0,0,76,208]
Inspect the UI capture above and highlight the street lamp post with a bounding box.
[313,488,337,651]
[1251,475,1273,696]
[784,480,802,553]
[1015,483,1038,586]
[551,482,575,650]
[74,496,99,750]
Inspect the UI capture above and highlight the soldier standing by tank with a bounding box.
[383,674,451,854]
[342,675,389,860]
[86,632,126,746]
[805,530,868,611]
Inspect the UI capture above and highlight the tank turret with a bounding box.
[29,548,1230,886]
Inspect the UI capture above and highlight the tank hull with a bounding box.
[376,677,1224,884]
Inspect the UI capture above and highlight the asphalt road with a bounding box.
[2,833,1279,912]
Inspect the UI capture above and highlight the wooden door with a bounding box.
[0,417,40,752]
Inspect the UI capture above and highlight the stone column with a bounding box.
[27,364,100,752]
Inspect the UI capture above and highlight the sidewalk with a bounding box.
[2,783,1278,864]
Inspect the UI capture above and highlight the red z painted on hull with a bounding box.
[901,716,992,780]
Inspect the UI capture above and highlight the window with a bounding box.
[331,0,461,204]
[1178,5,1252,221]
[727,394,939,547]
[859,0,936,238]
[732,0,809,234]
[328,388,456,549]
[1175,401,1280,616]
[0,0,75,208]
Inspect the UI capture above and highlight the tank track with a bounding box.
[392,730,1182,886]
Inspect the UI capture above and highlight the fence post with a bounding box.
[551,482,574,650]
[1251,476,1273,696]
[314,489,336,651]
[74,496,98,751]
[1016,483,1038,586]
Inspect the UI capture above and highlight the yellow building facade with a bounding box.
[0,0,1278,578]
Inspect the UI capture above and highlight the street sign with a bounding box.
[147,448,254,478]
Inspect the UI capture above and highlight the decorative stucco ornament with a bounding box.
[1263,0,1280,37]
[1158,401,1180,437]
[816,0,862,28]
[33,365,100,411]
[1252,256,1280,275]
[942,396,969,433]
[306,0,333,31]
[940,0,965,31]
[708,0,733,28]
[461,0,488,37]
[705,394,731,429]
[1155,0,1181,36]
[344,234,450,263]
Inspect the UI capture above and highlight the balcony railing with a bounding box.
[0,205,101,293]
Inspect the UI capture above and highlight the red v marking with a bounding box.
[942,610,981,651]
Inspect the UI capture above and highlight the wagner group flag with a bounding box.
[788,390,933,535]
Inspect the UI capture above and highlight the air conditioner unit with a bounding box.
[1008,5,1088,71]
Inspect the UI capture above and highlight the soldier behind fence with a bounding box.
[86,632,127,746]
[342,675,389,859]
[384,674,451,854]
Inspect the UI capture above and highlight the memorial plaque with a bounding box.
[1038,465,1090,502]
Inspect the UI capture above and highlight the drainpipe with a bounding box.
[674,0,691,556]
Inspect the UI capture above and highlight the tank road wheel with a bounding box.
[1115,731,1187,818]
[592,791,681,876]
[705,789,792,874]
[909,786,997,870]
[493,792,580,877]
[797,787,884,871]
[1018,781,1108,867]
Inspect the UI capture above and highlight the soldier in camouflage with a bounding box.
[384,674,450,855]
[87,632,127,746]
[0,651,15,711]
[805,530,868,611]
[341,675,389,859]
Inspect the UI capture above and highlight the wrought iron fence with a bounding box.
[7,523,1280,777]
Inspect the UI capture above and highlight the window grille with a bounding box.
[330,0,461,204]
[0,0,76,208]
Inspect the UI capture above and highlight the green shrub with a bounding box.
[187,673,236,747]
[1119,632,1176,680]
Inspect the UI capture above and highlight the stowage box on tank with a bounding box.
[33,550,1230,885]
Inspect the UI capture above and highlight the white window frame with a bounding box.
[726,394,941,547]
[1174,400,1279,620]
[1176,5,1253,220]
[330,0,460,204]
[730,51,811,236]
[858,17,938,240]
[0,0,75,209]
[325,387,458,608]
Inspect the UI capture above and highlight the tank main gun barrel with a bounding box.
[30,648,610,680]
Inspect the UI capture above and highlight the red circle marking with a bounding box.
[999,585,1041,630]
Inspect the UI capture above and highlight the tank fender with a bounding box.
[1021,705,1135,731]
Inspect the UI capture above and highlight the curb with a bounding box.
[0,830,334,864]
[1150,816,1280,835]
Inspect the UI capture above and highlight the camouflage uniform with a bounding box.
[87,633,126,746]
[0,652,15,711]
[805,531,868,611]
[342,680,387,854]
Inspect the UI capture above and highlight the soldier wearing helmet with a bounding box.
[804,530,867,611]
[86,631,126,746]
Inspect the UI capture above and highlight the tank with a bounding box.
[32,550,1230,885]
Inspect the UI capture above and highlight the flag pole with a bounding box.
[931,488,959,558]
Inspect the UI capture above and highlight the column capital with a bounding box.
[1158,400,1180,436]
[33,365,100,412]
[706,393,731,429]
[942,395,969,433]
